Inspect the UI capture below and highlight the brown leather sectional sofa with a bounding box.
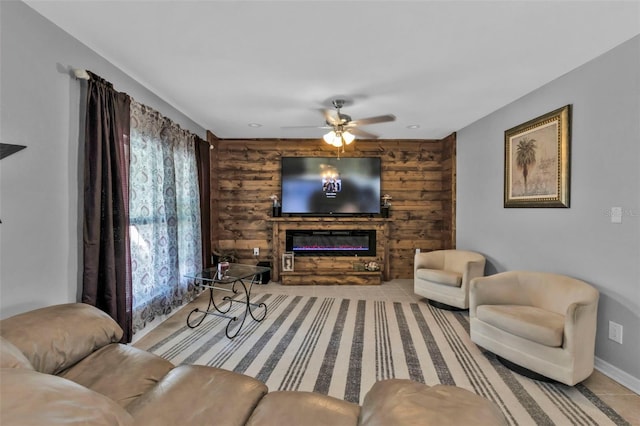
[0,303,506,425]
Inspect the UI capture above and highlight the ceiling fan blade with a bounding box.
[349,114,396,126]
[281,124,332,129]
[323,109,340,126]
[348,127,379,139]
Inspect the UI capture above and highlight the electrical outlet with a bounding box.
[608,321,623,344]
[415,248,421,254]
[253,247,260,256]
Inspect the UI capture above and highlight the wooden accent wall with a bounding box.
[207,133,456,279]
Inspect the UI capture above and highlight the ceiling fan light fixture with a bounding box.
[342,131,355,144]
[323,130,337,145]
[323,129,355,147]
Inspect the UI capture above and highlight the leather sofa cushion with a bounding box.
[59,343,174,408]
[0,303,123,375]
[360,379,506,426]
[128,365,268,426]
[1,368,134,425]
[246,391,360,426]
[416,268,462,287]
[476,305,564,347]
[0,337,34,369]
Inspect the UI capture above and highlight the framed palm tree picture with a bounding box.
[504,105,571,207]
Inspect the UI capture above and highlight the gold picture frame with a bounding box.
[504,105,571,208]
[282,252,294,272]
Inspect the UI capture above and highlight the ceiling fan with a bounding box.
[287,99,396,153]
[322,99,396,152]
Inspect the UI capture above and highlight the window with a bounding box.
[129,102,202,333]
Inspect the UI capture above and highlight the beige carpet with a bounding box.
[141,291,628,426]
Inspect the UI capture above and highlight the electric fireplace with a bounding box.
[285,229,376,257]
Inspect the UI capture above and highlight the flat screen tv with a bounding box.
[281,157,381,216]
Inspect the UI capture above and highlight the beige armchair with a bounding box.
[414,250,486,310]
[469,271,599,386]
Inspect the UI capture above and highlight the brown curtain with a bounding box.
[195,137,212,268]
[82,72,133,342]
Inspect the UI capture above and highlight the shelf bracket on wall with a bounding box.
[0,143,27,160]
[1,143,28,224]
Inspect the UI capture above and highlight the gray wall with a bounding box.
[457,36,640,386]
[0,0,205,318]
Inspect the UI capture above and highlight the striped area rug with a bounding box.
[146,293,627,426]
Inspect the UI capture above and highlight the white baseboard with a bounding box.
[594,357,640,394]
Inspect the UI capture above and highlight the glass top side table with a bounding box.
[184,263,269,338]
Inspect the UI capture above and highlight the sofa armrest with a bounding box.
[127,365,268,426]
[359,379,506,426]
[460,258,487,294]
[463,259,486,282]
[564,300,599,355]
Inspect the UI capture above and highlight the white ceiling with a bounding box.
[25,1,640,140]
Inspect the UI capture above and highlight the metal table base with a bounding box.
[185,264,269,338]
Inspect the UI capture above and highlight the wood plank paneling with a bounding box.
[207,134,455,279]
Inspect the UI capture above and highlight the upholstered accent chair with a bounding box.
[469,271,599,386]
[414,250,486,310]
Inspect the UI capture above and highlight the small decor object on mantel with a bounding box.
[270,194,281,217]
[282,252,294,272]
[381,194,392,218]
[365,261,380,272]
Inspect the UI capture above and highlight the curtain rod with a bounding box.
[72,67,208,147]
[73,68,90,80]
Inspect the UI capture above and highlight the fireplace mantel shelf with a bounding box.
[268,217,393,222]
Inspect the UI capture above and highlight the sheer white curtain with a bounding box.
[129,101,202,333]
